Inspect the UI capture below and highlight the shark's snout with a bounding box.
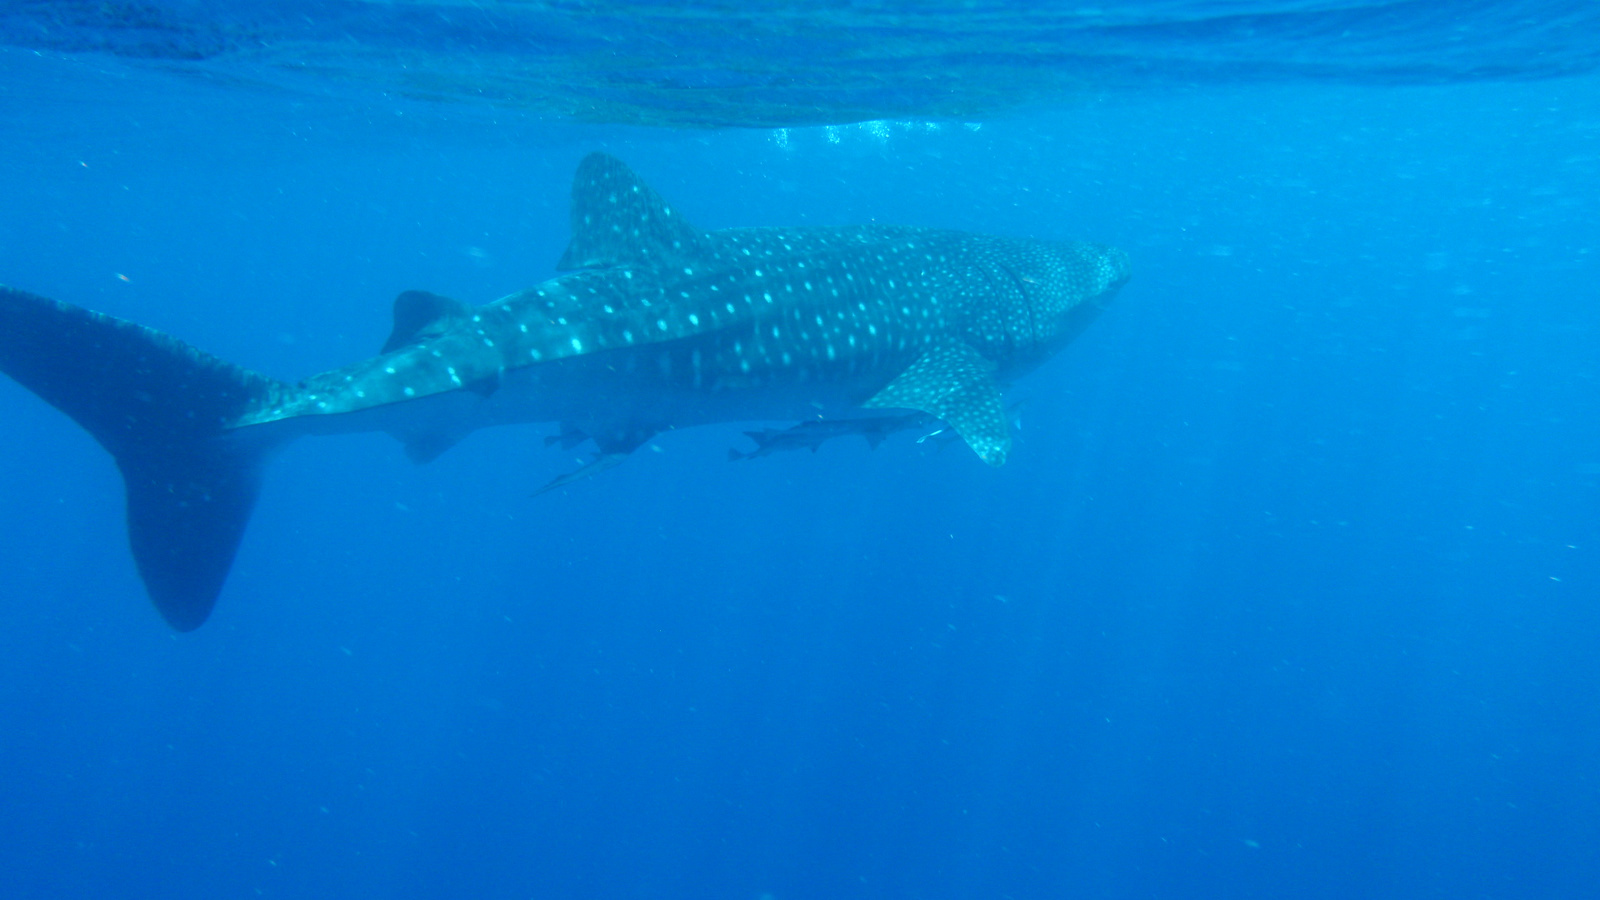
[1097,244,1133,294]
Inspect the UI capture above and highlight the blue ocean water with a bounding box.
[1,3,1597,898]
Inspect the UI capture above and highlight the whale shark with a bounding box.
[0,153,1130,631]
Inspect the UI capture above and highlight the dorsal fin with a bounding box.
[382,290,470,354]
[556,152,707,271]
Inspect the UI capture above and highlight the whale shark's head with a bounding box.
[1007,239,1130,353]
[1086,243,1133,297]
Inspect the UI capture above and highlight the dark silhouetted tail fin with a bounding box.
[0,286,286,630]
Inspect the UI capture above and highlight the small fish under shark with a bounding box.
[727,412,941,461]
[0,153,1130,630]
[726,403,1027,461]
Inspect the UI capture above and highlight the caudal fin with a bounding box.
[0,286,286,630]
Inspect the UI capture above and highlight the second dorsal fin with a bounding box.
[556,152,707,271]
[382,290,470,354]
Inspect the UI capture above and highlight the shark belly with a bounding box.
[265,316,924,459]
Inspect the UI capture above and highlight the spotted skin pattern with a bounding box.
[240,153,1130,466]
[0,153,1130,630]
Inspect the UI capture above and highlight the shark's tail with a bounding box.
[0,286,287,630]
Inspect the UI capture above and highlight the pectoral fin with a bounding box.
[864,343,1011,465]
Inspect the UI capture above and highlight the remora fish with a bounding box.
[728,412,938,461]
[0,153,1130,630]
[727,400,1024,461]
